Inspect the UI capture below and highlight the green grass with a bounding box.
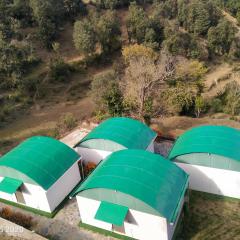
[176,190,240,240]
[79,222,136,240]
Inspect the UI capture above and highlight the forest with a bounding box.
[1,1,240,239]
[1,0,240,139]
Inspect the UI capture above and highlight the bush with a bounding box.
[83,162,97,177]
[209,98,223,113]
[53,113,78,137]
[49,58,72,82]
[0,207,33,229]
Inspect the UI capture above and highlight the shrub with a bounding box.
[62,113,78,130]
[209,98,223,113]
[83,162,97,177]
[53,113,78,137]
[49,58,71,82]
[0,207,33,229]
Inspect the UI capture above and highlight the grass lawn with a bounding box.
[177,191,240,240]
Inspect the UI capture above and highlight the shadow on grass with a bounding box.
[176,190,240,240]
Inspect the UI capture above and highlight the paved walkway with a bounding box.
[0,217,46,240]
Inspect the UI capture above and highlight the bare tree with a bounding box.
[121,51,176,118]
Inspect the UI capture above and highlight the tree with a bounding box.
[237,10,240,24]
[224,81,240,116]
[63,0,86,20]
[121,45,176,118]
[176,60,208,84]
[178,0,221,36]
[126,3,149,43]
[29,0,65,48]
[94,0,131,9]
[0,0,16,41]
[11,0,33,27]
[0,39,34,89]
[208,19,236,56]
[225,0,240,16]
[195,96,205,118]
[162,82,196,115]
[187,1,211,35]
[152,0,178,20]
[73,19,97,57]
[126,3,163,49]
[90,71,123,116]
[122,43,157,62]
[96,10,121,54]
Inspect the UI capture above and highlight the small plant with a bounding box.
[49,58,71,82]
[83,162,97,177]
[53,113,78,137]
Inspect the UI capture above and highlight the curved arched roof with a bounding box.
[76,117,157,150]
[74,150,188,222]
[0,136,80,190]
[168,125,240,167]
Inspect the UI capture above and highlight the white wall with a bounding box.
[76,138,156,165]
[77,196,172,240]
[46,161,81,212]
[167,194,185,239]
[146,140,155,153]
[0,161,81,212]
[175,163,240,199]
[0,177,50,212]
[75,147,112,165]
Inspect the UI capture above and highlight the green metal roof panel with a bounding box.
[76,117,157,150]
[95,201,129,226]
[168,125,240,171]
[0,177,23,194]
[0,136,80,190]
[74,150,189,223]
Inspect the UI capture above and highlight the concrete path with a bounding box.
[0,217,46,240]
[60,129,89,148]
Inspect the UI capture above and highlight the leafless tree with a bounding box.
[121,51,176,118]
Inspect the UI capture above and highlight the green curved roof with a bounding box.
[74,150,188,222]
[168,125,240,170]
[0,136,80,190]
[76,117,157,150]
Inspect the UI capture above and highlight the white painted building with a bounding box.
[168,125,240,199]
[73,150,189,240]
[74,117,157,165]
[0,136,81,213]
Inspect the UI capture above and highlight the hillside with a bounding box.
[1,0,240,154]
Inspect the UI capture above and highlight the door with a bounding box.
[15,190,25,204]
[112,224,125,234]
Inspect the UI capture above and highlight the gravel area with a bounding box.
[154,140,173,157]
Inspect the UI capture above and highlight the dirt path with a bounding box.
[203,63,233,97]
[202,62,240,98]
[204,63,232,89]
